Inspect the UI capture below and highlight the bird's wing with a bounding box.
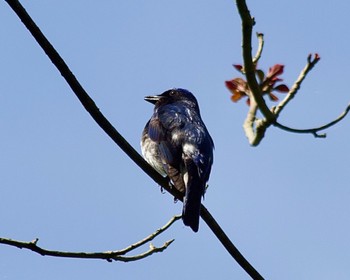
[183,125,214,182]
[148,105,187,139]
[147,104,187,164]
[147,104,188,193]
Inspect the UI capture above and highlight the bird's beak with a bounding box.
[144,95,162,104]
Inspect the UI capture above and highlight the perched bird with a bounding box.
[141,88,214,232]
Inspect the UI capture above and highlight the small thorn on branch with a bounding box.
[30,238,39,245]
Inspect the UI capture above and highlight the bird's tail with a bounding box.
[182,181,204,232]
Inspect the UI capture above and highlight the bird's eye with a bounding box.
[169,91,175,96]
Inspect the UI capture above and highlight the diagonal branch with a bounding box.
[0,215,180,262]
[273,53,321,118]
[116,215,181,256]
[272,53,349,138]
[4,1,265,279]
[200,205,264,280]
[4,0,173,200]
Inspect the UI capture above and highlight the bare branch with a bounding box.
[252,33,264,66]
[200,205,264,280]
[115,240,175,262]
[116,215,181,255]
[239,32,264,74]
[272,53,321,118]
[271,54,349,138]
[0,215,181,262]
[4,1,264,279]
[0,237,174,262]
[274,103,350,137]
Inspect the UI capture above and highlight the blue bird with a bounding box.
[141,88,214,232]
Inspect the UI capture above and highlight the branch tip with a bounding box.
[166,239,175,246]
[308,53,321,64]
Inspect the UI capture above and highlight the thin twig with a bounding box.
[252,33,264,66]
[113,240,175,262]
[272,53,349,137]
[0,215,180,262]
[4,1,264,279]
[274,103,350,138]
[0,237,174,262]
[273,54,321,118]
[116,215,181,255]
[239,32,264,74]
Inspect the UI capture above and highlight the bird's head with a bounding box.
[144,88,199,108]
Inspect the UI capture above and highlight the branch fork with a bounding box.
[0,215,181,262]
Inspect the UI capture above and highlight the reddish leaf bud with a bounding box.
[267,64,284,78]
[233,64,243,72]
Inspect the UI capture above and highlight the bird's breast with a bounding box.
[141,137,166,176]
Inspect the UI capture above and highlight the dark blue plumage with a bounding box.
[141,88,214,232]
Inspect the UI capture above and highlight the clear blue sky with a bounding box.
[1,1,349,279]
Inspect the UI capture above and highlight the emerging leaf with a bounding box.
[226,63,289,105]
[274,84,289,93]
[266,64,284,79]
[225,78,249,103]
